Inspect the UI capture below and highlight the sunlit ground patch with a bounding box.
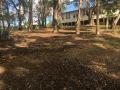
[89,61,107,73]
[0,80,6,90]
[108,72,120,79]
[0,66,6,75]
[12,67,30,77]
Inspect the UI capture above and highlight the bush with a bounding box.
[33,25,39,30]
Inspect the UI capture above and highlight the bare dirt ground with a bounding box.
[0,29,120,90]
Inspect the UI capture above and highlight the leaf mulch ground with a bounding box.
[0,30,120,90]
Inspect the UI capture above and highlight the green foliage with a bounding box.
[101,0,120,17]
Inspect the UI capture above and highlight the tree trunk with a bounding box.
[18,4,22,30]
[7,21,10,30]
[2,18,5,30]
[41,0,45,28]
[53,0,59,33]
[41,10,45,28]
[44,17,46,28]
[86,0,95,26]
[76,0,82,34]
[86,0,92,25]
[96,0,100,35]
[1,20,4,37]
[18,16,22,30]
[28,0,33,31]
[42,16,44,28]
[58,0,62,29]
[111,13,120,31]
[38,14,41,29]
[106,16,109,30]
[6,3,11,31]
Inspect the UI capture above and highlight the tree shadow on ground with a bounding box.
[0,37,15,49]
[0,31,120,90]
[1,58,119,90]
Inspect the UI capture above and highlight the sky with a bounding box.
[64,0,94,12]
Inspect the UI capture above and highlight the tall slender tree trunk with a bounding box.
[38,14,41,29]
[86,0,95,26]
[0,21,3,38]
[41,0,45,28]
[7,21,10,30]
[1,19,5,37]
[18,15,22,30]
[41,8,45,28]
[18,4,22,30]
[53,0,59,33]
[111,13,120,31]
[86,0,91,25]
[43,3,46,28]
[6,4,11,31]
[96,0,100,35]
[76,0,82,35]
[42,15,44,27]
[44,17,46,28]
[28,0,33,31]
[58,0,62,29]
[0,0,4,37]
[106,16,109,30]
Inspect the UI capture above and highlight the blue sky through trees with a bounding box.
[64,0,94,12]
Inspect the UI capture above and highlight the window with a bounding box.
[73,14,76,18]
[66,13,70,19]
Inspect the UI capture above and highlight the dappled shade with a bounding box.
[0,30,120,90]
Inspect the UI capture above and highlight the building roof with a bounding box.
[64,2,78,12]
